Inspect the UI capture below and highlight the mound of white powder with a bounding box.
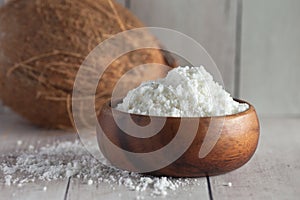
[117,66,248,116]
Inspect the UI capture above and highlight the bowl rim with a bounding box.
[102,98,256,120]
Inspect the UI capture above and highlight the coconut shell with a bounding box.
[0,0,174,129]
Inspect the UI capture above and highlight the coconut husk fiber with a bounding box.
[0,0,175,129]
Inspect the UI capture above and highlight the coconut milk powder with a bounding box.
[117,66,248,116]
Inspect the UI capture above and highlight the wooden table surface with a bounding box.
[0,109,299,200]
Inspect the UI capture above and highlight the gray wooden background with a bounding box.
[118,0,300,117]
[1,0,300,116]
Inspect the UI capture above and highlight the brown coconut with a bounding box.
[0,0,175,129]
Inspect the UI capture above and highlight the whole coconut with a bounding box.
[0,0,174,129]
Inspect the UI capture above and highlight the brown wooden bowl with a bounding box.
[97,99,260,177]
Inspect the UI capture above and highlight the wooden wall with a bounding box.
[240,0,300,116]
[127,0,300,116]
[1,0,300,116]
[129,0,238,95]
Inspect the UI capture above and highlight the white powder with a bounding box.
[224,182,232,187]
[0,141,200,196]
[117,66,249,117]
[5,175,12,186]
[87,179,93,185]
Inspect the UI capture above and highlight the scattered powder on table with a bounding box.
[0,140,200,196]
[117,66,249,116]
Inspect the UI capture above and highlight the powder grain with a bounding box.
[0,141,200,196]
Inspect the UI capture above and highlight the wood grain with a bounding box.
[130,0,238,94]
[97,99,259,177]
[209,117,300,199]
[240,0,300,115]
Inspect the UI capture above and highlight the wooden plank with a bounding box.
[0,180,69,200]
[209,117,300,199]
[130,0,238,94]
[0,111,76,200]
[240,0,300,115]
[67,177,209,200]
[0,113,209,200]
[0,111,75,149]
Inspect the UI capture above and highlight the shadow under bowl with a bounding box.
[97,99,260,177]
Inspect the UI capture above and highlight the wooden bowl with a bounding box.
[97,99,260,177]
